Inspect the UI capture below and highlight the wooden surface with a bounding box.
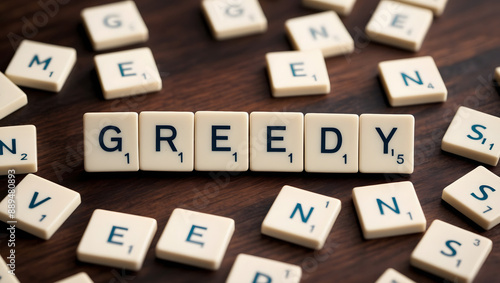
[1,0,500,282]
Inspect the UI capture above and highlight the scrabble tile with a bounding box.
[442,166,500,230]
[81,1,148,51]
[441,106,500,166]
[139,111,194,171]
[495,67,500,83]
[266,50,330,97]
[379,56,447,107]
[226,254,302,283]
[359,114,414,174]
[375,268,415,283]
[352,181,426,239]
[302,0,357,16]
[394,0,449,16]
[55,272,93,283]
[155,208,234,270]
[250,112,304,172]
[261,185,341,249]
[94,47,162,100]
[410,220,492,283]
[285,11,354,58]
[365,1,433,52]
[77,209,157,271]
[0,72,27,120]
[201,0,267,40]
[83,112,139,172]
[0,174,81,240]
[195,111,249,171]
[304,113,358,173]
[0,256,20,283]
[0,125,37,175]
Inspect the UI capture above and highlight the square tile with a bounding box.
[155,208,235,270]
[226,254,302,283]
[5,40,76,92]
[394,0,448,16]
[302,0,357,16]
[55,272,93,283]
[0,125,37,175]
[0,255,20,283]
[0,72,27,120]
[495,67,500,84]
[375,268,415,283]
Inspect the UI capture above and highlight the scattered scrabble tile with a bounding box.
[250,112,304,172]
[266,50,330,97]
[55,272,93,283]
[375,268,415,283]
[285,11,354,58]
[359,114,414,174]
[0,125,37,175]
[201,0,267,40]
[495,67,500,84]
[302,0,357,16]
[352,181,426,239]
[81,1,148,51]
[226,254,302,283]
[410,220,492,283]
[442,166,500,230]
[365,1,433,51]
[195,111,249,171]
[394,0,449,16]
[5,40,76,92]
[441,106,500,166]
[0,72,27,120]
[379,56,447,106]
[155,208,234,270]
[0,174,81,240]
[77,209,157,271]
[304,113,358,173]
[139,111,194,171]
[84,112,139,172]
[0,256,20,283]
[94,47,162,100]
[261,185,341,249]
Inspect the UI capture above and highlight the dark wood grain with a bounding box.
[1,0,499,282]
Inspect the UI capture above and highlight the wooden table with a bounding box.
[1,0,499,282]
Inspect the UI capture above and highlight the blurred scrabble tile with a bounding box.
[84,112,139,172]
[379,56,447,106]
[410,220,492,283]
[261,185,341,249]
[365,1,433,51]
[495,67,500,84]
[226,254,302,283]
[0,72,27,120]
[0,125,37,175]
[5,40,76,92]
[0,174,81,240]
[195,111,249,171]
[352,181,426,239]
[442,166,500,230]
[94,47,162,100]
[202,0,267,40]
[139,111,194,171]
[304,113,358,173]
[394,0,448,16]
[250,112,304,172]
[0,256,20,283]
[359,114,414,174]
[302,0,357,16]
[441,106,500,166]
[375,268,415,283]
[266,50,330,97]
[77,209,157,271]
[156,208,234,270]
[81,1,148,51]
[55,272,93,283]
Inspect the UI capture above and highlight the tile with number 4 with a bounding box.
[226,254,302,283]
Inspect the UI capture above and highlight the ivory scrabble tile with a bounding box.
[155,208,234,270]
[81,1,148,51]
[84,112,139,172]
[266,50,330,97]
[394,0,449,16]
[94,47,162,100]
[5,40,76,92]
[261,185,341,249]
[0,72,27,120]
[410,220,492,283]
[304,113,358,173]
[379,56,447,106]
[495,67,500,83]
[195,111,249,171]
[0,125,37,175]
[302,0,357,16]
[365,1,433,51]
[139,111,194,171]
[359,114,414,174]
[0,256,20,283]
[441,106,500,166]
[202,0,267,40]
[285,11,354,58]
[442,166,500,230]
[55,272,93,283]
[226,254,302,283]
[250,112,304,172]
[0,174,81,240]
[77,209,157,271]
[352,181,426,239]
[375,268,415,283]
